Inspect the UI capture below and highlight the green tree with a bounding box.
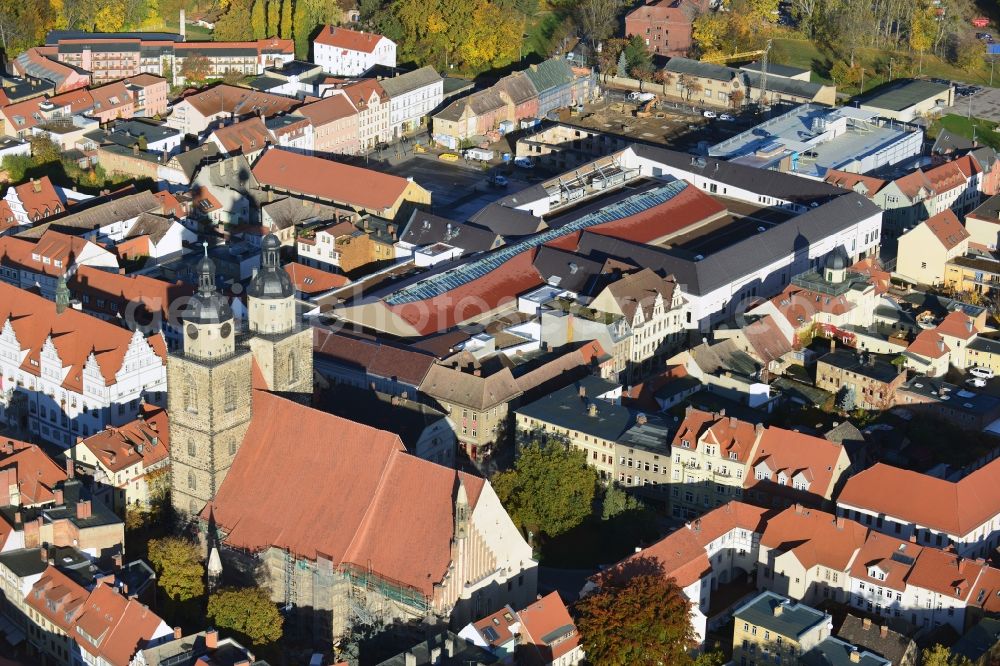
[251,0,266,39]
[207,587,284,647]
[623,34,651,71]
[266,0,279,35]
[29,134,62,165]
[601,484,642,521]
[956,38,985,71]
[616,50,628,78]
[179,52,212,84]
[279,0,292,39]
[573,0,623,48]
[492,441,598,538]
[214,0,254,40]
[576,569,696,666]
[292,0,310,57]
[147,537,205,602]
[921,644,973,666]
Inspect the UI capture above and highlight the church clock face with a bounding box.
[187,324,199,339]
[220,322,232,338]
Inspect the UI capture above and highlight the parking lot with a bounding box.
[956,84,1000,122]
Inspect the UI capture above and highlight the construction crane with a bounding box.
[700,39,773,106]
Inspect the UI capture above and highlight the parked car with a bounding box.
[719,113,734,121]
[968,377,988,388]
[703,110,718,118]
[970,366,995,379]
[627,92,656,103]
[439,152,459,162]
[489,174,509,188]
[514,157,534,169]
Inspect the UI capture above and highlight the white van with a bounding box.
[970,366,995,380]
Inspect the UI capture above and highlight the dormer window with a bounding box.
[681,440,690,449]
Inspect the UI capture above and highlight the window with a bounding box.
[188,470,197,490]
[224,375,236,412]
[188,440,196,457]
[288,350,299,384]
[184,375,198,414]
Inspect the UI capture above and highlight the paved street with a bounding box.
[959,85,1000,122]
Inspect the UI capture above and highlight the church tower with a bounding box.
[246,234,313,396]
[168,249,253,520]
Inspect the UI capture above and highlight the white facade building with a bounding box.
[313,26,396,76]
[0,283,167,448]
[379,66,444,138]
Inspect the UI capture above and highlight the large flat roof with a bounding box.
[709,104,920,178]
[860,79,952,112]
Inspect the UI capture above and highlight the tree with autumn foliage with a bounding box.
[207,587,283,647]
[147,537,205,602]
[576,564,699,666]
[921,645,973,666]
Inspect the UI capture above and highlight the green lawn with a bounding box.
[160,17,214,41]
[770,37,995,93]
[932,114,1000,150]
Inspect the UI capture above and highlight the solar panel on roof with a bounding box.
[384,181,688,305]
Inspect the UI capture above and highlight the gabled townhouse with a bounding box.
[206,115,273,159]
[837,457,1000,558]
[670,407,851,518]
[836,614,919,666]
[895,209,970,285]
[339,79,391,150]
[524,58,594,119]
[965,193,1000,251]
[0,232,119,299]
[0,440,68,513]
[732,591,834,666]
[3,176,68,227]
[25,568,172,666]
[432,88,507,147]
[583,500,771,643]
[823,169,889,199]
[261,197,343,247]
[379,66,444,139]
[588,268,686,381]
[815,349,906,410]
[0,282,167,448]
[877,155,983,238]
[313,328,436,399]
[69,404,169,512]
[313,26,397,76]
[165,84,301,136]
[497,70,539,124]
[297,91,361,155]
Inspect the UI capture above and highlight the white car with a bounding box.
[968,377,987,388]
[970,366,995,380]
[703,110,718,118]
[719,113,734,121]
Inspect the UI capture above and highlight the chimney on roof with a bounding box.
[588,402,598,417]
[579,385,587,398]
[173,626,182,640]
[862,617,872,631]
[719,408,726,417]
[53,488,63,505]
[773,602,784,617]
[65,458,75,479]
[909,534,917,543]
[938,338,945,352]
[958,559,966,573]
[445,637,455,657]
[880,624,889,638]
[967,319,973,332]
[404,652,417,666]
[31,178,40,193]
[637,413,648,425]
[830,337,836,353]
[40,545,48,563]
[849,649,861,664]
[729,416,737,427]
[794,503,804,514]
[835,516,845,529]
[755,422,764,433]
[112,552,123,570]
[205,629,218,649]
[14,510,21,526]
[76,499,92,520]
[473,368,482,377]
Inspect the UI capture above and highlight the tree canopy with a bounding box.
[921,644,973,666]
[147,537,205,603]
[492,441,598,538]
[207,587,284,647]
[576,568,696,666]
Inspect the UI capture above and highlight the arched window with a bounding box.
[288,351,298,384]
[184,375,198,414]
[188,440,196,457]
[224,375,236,412]
[188,470,197,490]
[229,438,237,455]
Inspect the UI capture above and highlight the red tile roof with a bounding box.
[26,566,88,631]
[906,329,950,359]
[838,459,1000,537]
[472,606,519,648]
[72,581,169,665]
[210,116,273,154]
[70,266,185,321]
[0,281,166,391]
[1,96,46,132]
[298,93,358,126]
[252,148,415,213]
[908,547,984,601]
[586,183,726,244]
[746,426,847,500]
[598,501,769,589]
[14,176,65,221]
[47,87,95,113]
[672,407,759,463]
[180,84,299,119]
[518,591,582,664]
[313,328,436,386]
[314,26,390,53]
[935,309,978,340]
[341,79,387,105]
[78,404,169,473]
[205,390,486,595]
[922,209,970,251]
[0,439,67,505]
[823,169,887,196]
[849,532,922,592]
[283,261,349,295]
[760,505,868,571]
